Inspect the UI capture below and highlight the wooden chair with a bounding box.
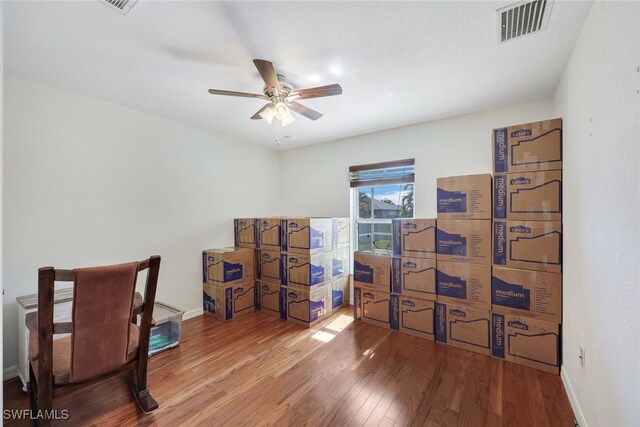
[26,256,161,424]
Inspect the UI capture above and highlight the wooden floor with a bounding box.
[4,307,575,426]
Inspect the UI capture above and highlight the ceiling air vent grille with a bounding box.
[497,0,554,43]
[97,0,138,15]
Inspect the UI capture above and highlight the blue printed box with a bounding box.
[493,220,562,273]
[491,266,562,323]
[287,283,331,327]
[493,118,563,174]
[493,170,562,221]
[202,247,255,285]
[257,250,285,285]
[391,256,436,301]
[331,276,350,310]
[257,280,286,318]
[435,302,491,356]
[435,260,491,310]
[287,218,333,254]
[436,219,491,265]
[234,218,257,248]
[203,281,256,321]
[332,217,351,249]
[356,287,391,329]
[491,312,560,374]
[353,251,391,292]
[391,218,437,259]
[437,174,492,220]
[287,251,333,287]
[390,294,435,341]
[258,217,287,251]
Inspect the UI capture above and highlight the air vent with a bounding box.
[97,0,138,15]
[497,0,554,43]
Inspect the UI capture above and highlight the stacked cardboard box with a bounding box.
[354,218,438,341]
[202,247,256,321]
[490,118,563,374]
[255,217,288,319]
[435,174,493,355]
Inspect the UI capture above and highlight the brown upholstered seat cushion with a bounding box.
[29,325,140,386]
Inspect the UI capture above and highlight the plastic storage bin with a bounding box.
[149,301,184,357]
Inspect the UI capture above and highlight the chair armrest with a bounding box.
[26,311,38,333]
[131,292,156,326]
[54,322,72,334]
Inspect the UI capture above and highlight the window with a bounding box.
[350,159,415,251]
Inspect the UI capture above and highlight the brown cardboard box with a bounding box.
[493,170,562,221]
[286,283,331,327]
[435,302,491,356]
[491,312,560,374]
[286,251,333,287]
[287,218,333,254]
[331,247,350,279]
[354,287,391,329]
[491,266,562,323]
[257,250,283,285]
[257,280,284,318]
[391,294,435,341]
[493,221,562,273]
[353,251,391,292]
[436,220,492,265]
[234,218,257,248]
[333,217,351,249]
[391,256,437,301]
[258,217,286,251]
[493,118,563,174]
[330,276,350,310]
[203,281,255,321]
[437,174,492,220]
[202,247,255,285]
[391,218,437,259]
[436,261,491,310]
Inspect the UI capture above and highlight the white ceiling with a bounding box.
[4,1,592,149]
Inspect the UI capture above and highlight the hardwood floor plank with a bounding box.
[3,307,575,427]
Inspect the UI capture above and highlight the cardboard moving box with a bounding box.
[391,218,437,259]
[391,256,437,301]
[203,281,256,321]
[491,312,560,374]
[287,218,333,254]
[493,118,563,174]
[287,251,333,287]
[354,287,391,329]
[202,247,254,285]
[436,261,491,310]
[391,295,435,341]
[333,217,351,249]
[331,247,350,279]
[491,266,562,323]
[493,221,562,273]
[258,218,286,251]
[257,281,286,318]
[286,283,331,327]
[436,220,492,265]
[331,276,350,310]
[493,170,562,221]
[257,250,284,285]
[353,251,391,292]
[435,302,491,356]
[437,174,492,220]
[234,218,257,248]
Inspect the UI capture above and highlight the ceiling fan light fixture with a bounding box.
[281,112,295,127]
[273,101,290,120]
[259,106,275,124]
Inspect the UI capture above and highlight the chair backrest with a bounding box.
[70,262,139,382]
[37,256,161,384]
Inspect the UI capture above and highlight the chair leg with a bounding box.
[128,369,158,413]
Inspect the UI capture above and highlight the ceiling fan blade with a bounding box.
[288,101,323,121]
[251,104,272,120]
[253,59,280,96]
[289,83,342,100]
[208,89,267,99]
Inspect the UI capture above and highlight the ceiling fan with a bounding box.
[208,59,343,127]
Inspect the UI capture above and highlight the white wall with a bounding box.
[279,99,553,217]
[552,2,640,426]
[2,77,280,369]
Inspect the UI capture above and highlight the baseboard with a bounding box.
[183,307,203,320]
[561,367,587,427]
[3,365,18,381]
